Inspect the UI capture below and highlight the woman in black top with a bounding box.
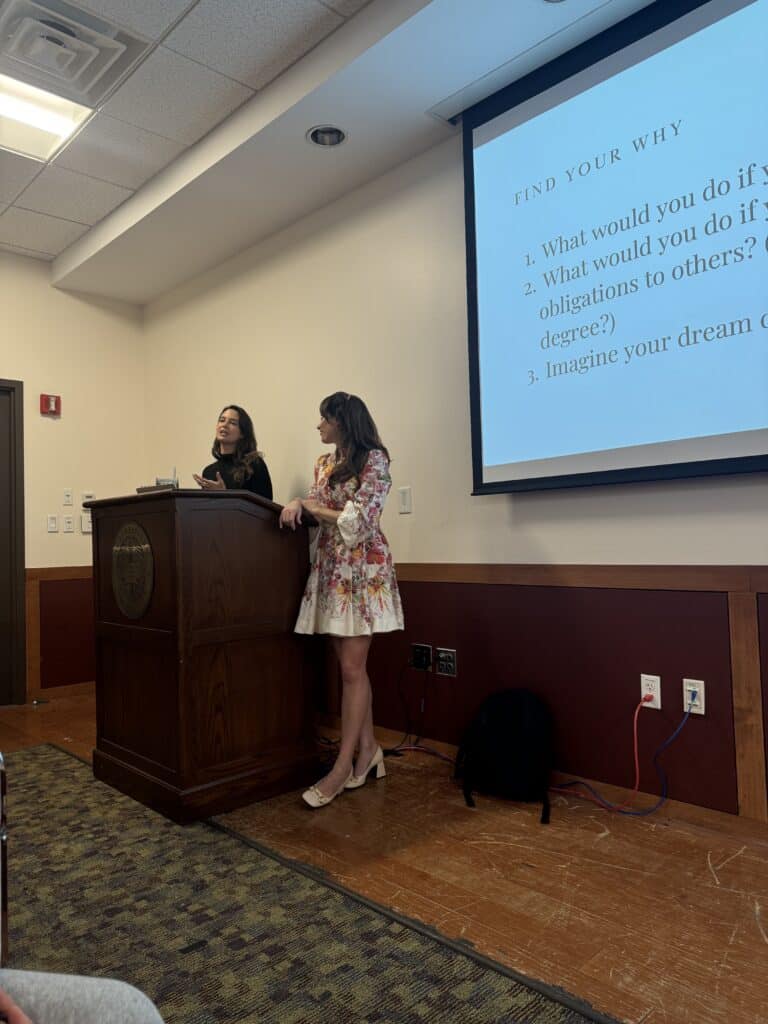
[193,405,273,499]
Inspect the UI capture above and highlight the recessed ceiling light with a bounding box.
[0,73,91,162]
[306,125,347,148]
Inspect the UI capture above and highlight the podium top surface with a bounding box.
[84,489,281,513]
[83,489,318,526]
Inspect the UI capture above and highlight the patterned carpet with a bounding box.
[5,747,619,1024]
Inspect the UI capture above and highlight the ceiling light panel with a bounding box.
[0,71,90,158]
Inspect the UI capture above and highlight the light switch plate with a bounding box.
[398,486,413,514]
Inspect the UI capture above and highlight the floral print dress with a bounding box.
[295,448,405,637]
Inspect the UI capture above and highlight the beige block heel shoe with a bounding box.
[345,746,386,790]
[302,771,353,808]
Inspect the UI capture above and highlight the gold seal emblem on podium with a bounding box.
[111,522,154,620]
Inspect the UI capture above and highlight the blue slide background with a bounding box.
[473,1,767,470]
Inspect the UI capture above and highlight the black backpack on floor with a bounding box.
[454,688,553,824]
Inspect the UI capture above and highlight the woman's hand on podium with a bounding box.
[193,472,226,490]
[279,499,304,530]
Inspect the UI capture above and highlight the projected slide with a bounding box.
[469,0,768,489]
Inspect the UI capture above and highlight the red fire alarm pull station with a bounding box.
[40,394,61,416]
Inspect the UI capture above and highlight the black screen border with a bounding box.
[462,0,768,494]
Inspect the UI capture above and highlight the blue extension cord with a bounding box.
[556,697,696,817]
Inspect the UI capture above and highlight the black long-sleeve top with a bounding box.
[201,453,273,500]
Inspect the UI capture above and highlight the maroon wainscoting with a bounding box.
[367,581,737,814]
[758,594,768,803]
[39,578,96,688]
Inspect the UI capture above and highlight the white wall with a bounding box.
[7,136,768,569]
[144,135,768,566]
[0,253,146,567]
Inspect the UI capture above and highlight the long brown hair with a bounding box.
[211,405,263,486]
[320,392,389,487]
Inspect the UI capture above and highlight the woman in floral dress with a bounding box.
[280,392,404,808]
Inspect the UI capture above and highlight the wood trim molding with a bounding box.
[24,577,40,698]
[729,592,768,822]
[25,566,93,696]
[26,566,93,582]
[747,567,768,593]
[396,563,763,591]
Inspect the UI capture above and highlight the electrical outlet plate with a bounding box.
[63,488,73,506]
[683,678,705,715]
[411,643,432,671]
[62,516,74,533]
[435,648,457,676]
[640,673,661,709]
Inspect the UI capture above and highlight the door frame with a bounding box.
[0,379,25,704]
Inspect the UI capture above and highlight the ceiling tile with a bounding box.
[0,207,88,254]
[0,240,53,260]
[165,0,343,90]
[103,47,254,146]
[74,0,194,40]
[54,115,186,190]
[0,150,42,205]
[321,0,371,17]
[15,166,132,225]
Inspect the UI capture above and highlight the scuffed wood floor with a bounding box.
[2,688,767,1024]
[220,734,768,1024]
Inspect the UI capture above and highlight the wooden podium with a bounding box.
[86,489,320,822]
